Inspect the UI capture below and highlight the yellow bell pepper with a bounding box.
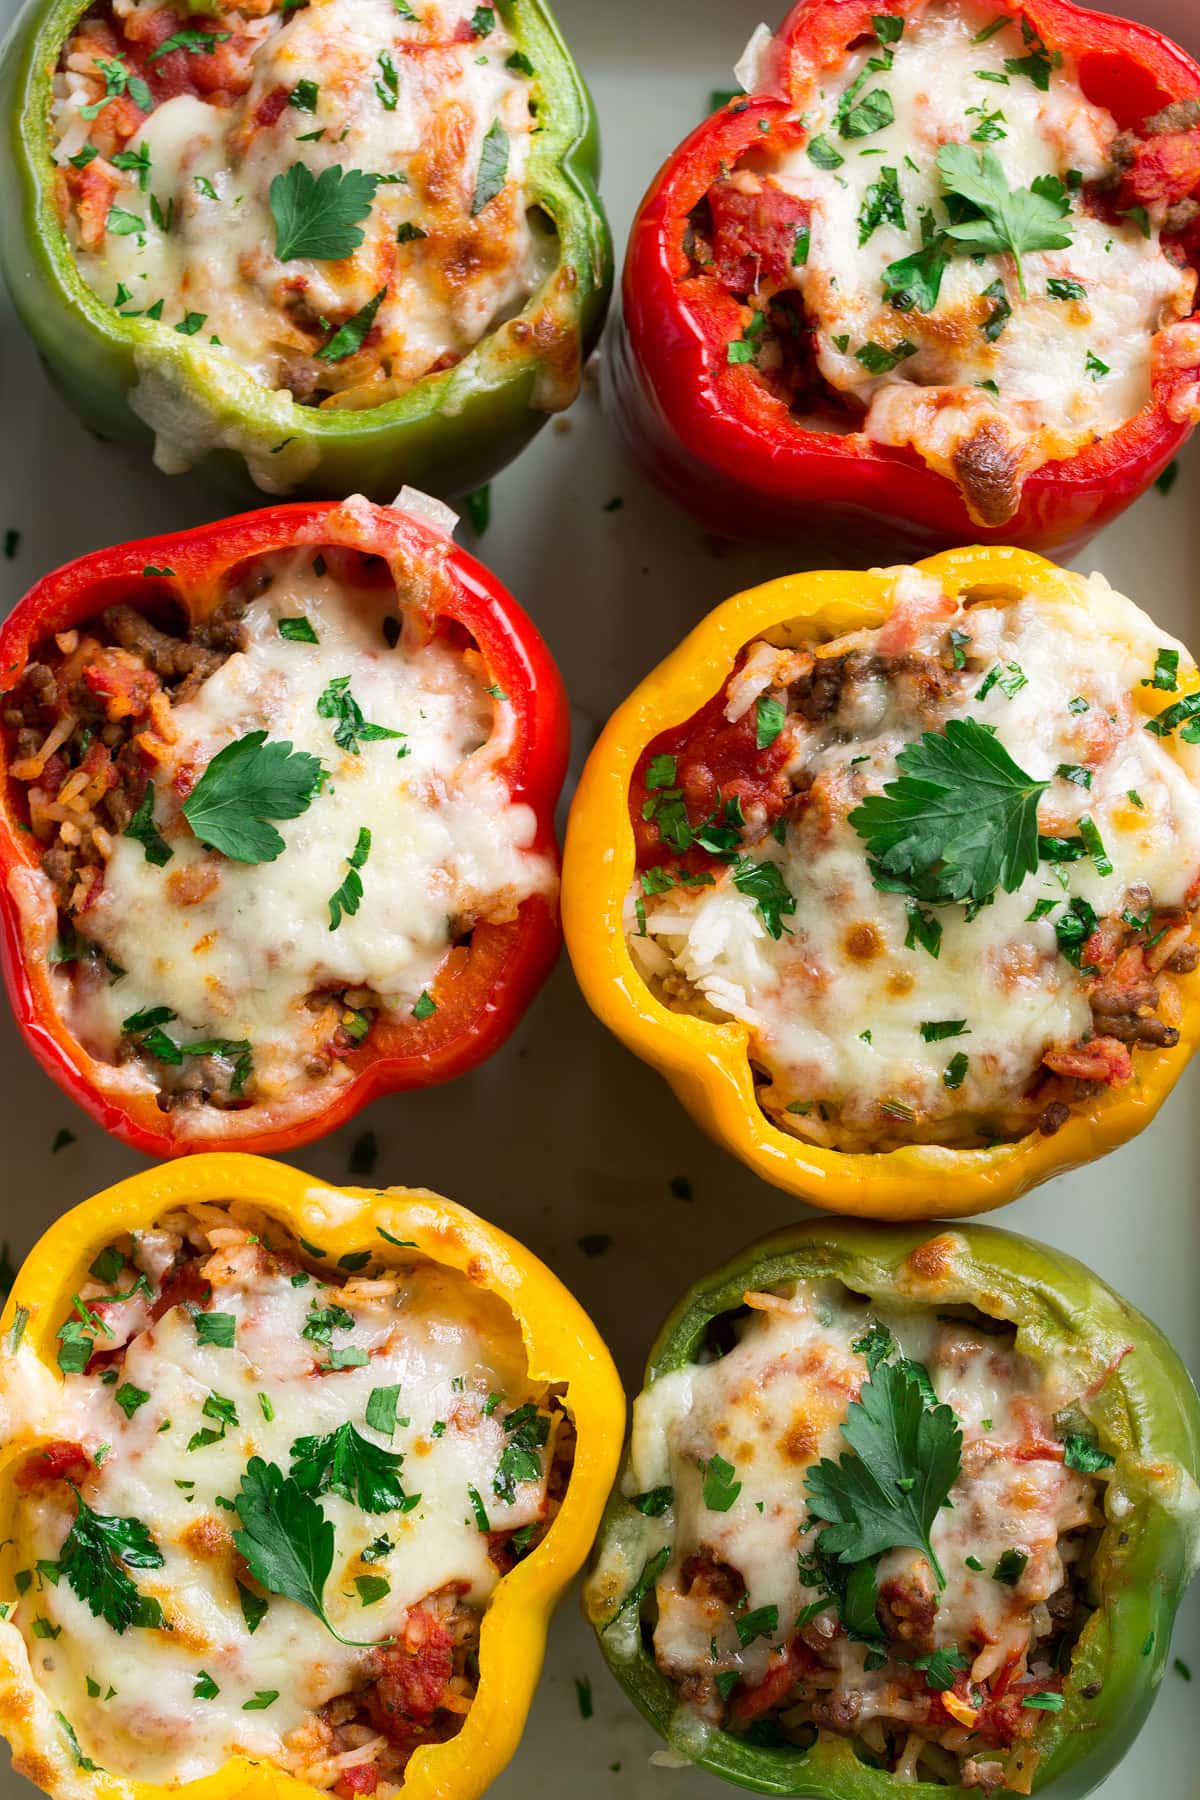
[562,545,1200,1219]
[0,1152,624,1800]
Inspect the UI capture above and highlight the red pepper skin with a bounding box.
[0,499,568,1159]
[607,0,1200,557]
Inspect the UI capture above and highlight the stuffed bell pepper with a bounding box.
[0,494,567,1156]
[0,0,611,502]
[562,546,1200,1216]
[608,0,1200,555]
[0,1152,624,1800]
[586,1219,1200,1797]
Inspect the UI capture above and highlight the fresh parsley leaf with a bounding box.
[290,1422,416,1513]
[849,716,1048,908]
[270,163,378,262]
[1054,895,1098,968]
[59,1488,165,1634]
[852,1321,893,1373]
[805,1359,962,1587]
[233,1458,373,1644]
[181,731,320,863]
[882,212,949,311]
[937,144,1072,298]
[905,900,942,958]
[856,338,917,374]
[472,119,509,214]
[125,783,173,866]
[355,1574,390,1606]
[317,286,388,362]
[841,87,894,140]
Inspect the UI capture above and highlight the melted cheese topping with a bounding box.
[627,1281,1098,1702]
[760,1,1196,518]
[64,549,554,1106]
[630,569,1200,1147]
[11,1232,549,1783]
[52,0,540,402]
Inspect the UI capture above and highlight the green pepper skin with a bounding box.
[0,0,611,503]
[585,1220,1200,1798]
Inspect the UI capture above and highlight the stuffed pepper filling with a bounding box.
[50,0,543,407]
[3,541,554,1122]
[5,1201,570,1789]
[628,568,1200,1151]
[701,1,1200,525]
[610,1276,1110,1793]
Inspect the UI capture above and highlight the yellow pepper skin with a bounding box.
[562,546,1200,1219]
[0,1153,624,1800]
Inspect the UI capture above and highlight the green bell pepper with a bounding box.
[585,1220,1200,1798]
[0,0,611,503]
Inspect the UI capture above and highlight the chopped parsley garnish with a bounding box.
[396,220,428,244]
[850,716,1047,909]
[982,277,1011,341]
[365,1384,401,1436]
[243,1691,279,1711]
[291,1422,418,1513]
[125,783,173,866]
[904,901,942,959]
[412,990,437,1021]
[736,1604,779,1647]
[1022,1691,1064,1711]
[1062,1432,1114,1473]
[193,1671,219,1699]
[967,103,1007,142]
[856,337,917,375]
[59,1488,165,1633]
[936,144,1072,298]
[493,1402,549,1502]
[470,4,494,35]
[81,56,151,120]
[317,675,405,753]
[472,118,509,214]
[807,134,844,171]
[278,616,319,643]
[150,29,231,59]
[1145,648,1181,692]
[269,163,378,262]
[1086,349,1110,381]
[112,142,151,190]
[858,164,905,246]
[328,825,371,930]
[114,1383,149,1420]
[1145,691,1200,740]
[187,1390,239,1452]
[194,1311,236,1348]
[805,1356,962,1587]
[701,1453,741,1512]
[630,1486,673,1517]
[355,1574,389,1606]
[317,286,389,362]
[181,731,321,863]
[919,1020,968,1041]
[943,1052,970,1089]
[992,1547,1028,1585]
[467,1484,490,1531]
[913,1645,970,1690]
[731,857,796,938]
[1053,896,1099,968]
[1047,277,1087,301]
[755,694,786,749]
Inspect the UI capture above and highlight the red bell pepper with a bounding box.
[0,497,567,1158]
[607,0,1200,556]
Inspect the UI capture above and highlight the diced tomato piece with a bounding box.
[150,1257,211,1322]
[729,1642,812,1721]
[15,1440,90,1490]
[253,87,290,130]
[61,160,120,252]
[336,1765,380,1796]
[1042,1036,1133,1085]
[707,177,811,294]
[363,1605,455,1741]
[81,653,161,724]
[1120,133,1200,210]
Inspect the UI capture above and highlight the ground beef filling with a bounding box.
[631,628,1200,1148]
[3,583,395,1111]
